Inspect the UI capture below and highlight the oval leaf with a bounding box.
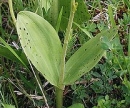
[64,28,118,85]
[16,11,62,87]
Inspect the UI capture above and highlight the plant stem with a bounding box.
[8,0,16,26]
[55,87,63,108]
[56,0,78,108]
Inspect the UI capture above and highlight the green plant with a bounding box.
[93,95,126,108]
[4,0,118,108]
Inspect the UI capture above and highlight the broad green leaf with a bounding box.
[0,44,28,66]
[68,103,84,108]
[47,0,90,30]
[64,28,118,85]
[16,11,62,87]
